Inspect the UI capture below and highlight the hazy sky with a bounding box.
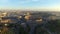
[0,0,60,11]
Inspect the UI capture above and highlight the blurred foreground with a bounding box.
[0,11,60,34]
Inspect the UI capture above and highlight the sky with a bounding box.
[0,0,60,11]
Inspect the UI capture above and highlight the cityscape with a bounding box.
[0,10,60,34]
[0,0,60,34]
